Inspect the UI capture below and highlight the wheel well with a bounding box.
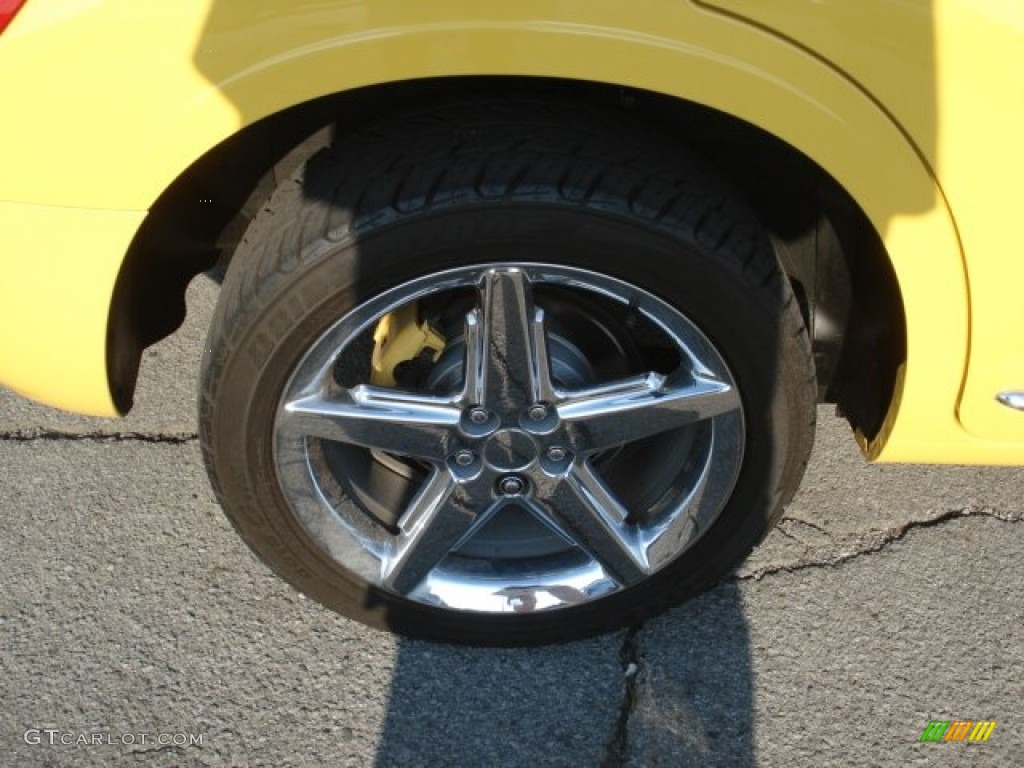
[109,76,905,439]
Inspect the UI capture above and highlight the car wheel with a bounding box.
[199,98,815,645]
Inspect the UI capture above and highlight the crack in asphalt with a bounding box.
[0,428,198,444]
[602,508,1020,763]
[779,515,831,536]
[601,623,643,768]
[740,505,1021,582]
[772,525,803,544]
[774,516,834,548]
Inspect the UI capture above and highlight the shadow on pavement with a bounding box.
[373,582,752,768]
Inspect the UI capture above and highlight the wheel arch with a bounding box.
[110,19,961,459]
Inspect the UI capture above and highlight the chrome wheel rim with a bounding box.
[273,263,744,614]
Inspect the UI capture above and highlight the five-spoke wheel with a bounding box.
[274,265,744,612]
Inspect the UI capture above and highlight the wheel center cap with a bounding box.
[483,429,538,471]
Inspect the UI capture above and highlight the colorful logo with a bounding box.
[920,720,996,743]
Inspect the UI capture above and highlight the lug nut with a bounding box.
[527,404,548,421]
[498,475,526,495]
[469,407,490,424]
[454,450,475,467]
[546,446,567,462]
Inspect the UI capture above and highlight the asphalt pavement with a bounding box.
[1,275,1021,767]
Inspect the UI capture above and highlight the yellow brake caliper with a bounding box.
[370,304,446,387]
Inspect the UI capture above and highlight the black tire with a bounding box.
[199,97,815,645]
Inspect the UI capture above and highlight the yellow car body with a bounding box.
[1,0,1023,463]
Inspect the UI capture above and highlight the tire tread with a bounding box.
[200,95,816,644]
